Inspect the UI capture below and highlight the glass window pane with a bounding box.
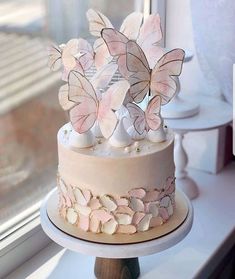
[0,0,147,236]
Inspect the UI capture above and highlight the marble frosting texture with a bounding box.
[57,124,176,234]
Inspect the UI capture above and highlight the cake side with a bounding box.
[58,123,175,196]
[57,123,175,234]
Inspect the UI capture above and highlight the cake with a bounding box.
[48,9,185,235]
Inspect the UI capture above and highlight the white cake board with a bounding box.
[40,188,193,258]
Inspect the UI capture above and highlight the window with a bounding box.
[0,0,165,240]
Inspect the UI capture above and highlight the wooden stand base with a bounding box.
[95,257,140,279]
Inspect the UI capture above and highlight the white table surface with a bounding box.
[6,162,235,279]
[165,97,232,132]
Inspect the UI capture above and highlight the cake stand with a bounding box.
[40,189,193,279]
[165,96,232,200]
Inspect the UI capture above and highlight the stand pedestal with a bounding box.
[40,189,193,279]
[95,257,140,279]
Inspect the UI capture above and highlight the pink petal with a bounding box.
[150,216,163,228]
[88,198,102,210]
[116,225,137,234]
[82,189,91,203]
[116,198,129,206]
[90,216,101,233]
[91,209,113,224]
[159,207,169,221]
[132,212,145,225]
[143,190,160,202]
[128,188,146,199]
[78,214,90,231]
[115,206,134,216]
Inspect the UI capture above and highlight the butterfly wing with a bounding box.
[126,41,151,103]
[77,38,94,71]
[68,71,98,133]
[151,48,185,104]
[90,63,118,90]
[98,80,129,138]
[120,12,143,40]
[48,45,62,71]
[58,84,76,111]
[93,38,112,69]
[146,95,162,131]
[86,9,113,37]
[137,14,163,69]
[62,39,79,70]
[126,103,146,135]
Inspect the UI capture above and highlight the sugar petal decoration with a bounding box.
[148,122,167,143]
[90,216,101,233]
[109,118,132,148]
[125,40,185,104]
[79,214,89,231]
[129,188,146,199]
[117,225,136,234]
[102,219,118,235]
[60,207,67,219]
[126,96,162,135]
[91,209,113,224]
[150,216,163,227]
[159,207,169,221]
[74,203,91,216]
[69,129,95,148]
[167,201,174,216]
[143,190,160,202]
[148,203,159,217]
[66,208,78,224]
[116,198,129,207]
[88,198,102,210]
[116,206,134,216]
[137,214,152,232]
[130,197,145,212]
[74,188,88,206]
[100,195,117,212]
[160,196,171,208]
[68,71,129,138]
[116,213,132,225]
[127,125,146,140]
[132,212,145,225]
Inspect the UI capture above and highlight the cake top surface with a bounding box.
[59,123,174,159]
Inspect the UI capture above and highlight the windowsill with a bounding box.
[4,162,235,278]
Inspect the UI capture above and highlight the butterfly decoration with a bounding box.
[58,63,118,111]
[58,63,129,138]
[86,9,143,70]
[102,31,185,104]
[126,95,162,135]
[48,38,94,81]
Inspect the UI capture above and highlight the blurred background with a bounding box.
[0,0,234,240]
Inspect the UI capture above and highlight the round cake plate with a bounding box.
[40,188,193,279]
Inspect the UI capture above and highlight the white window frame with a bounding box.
[0,1,167,277]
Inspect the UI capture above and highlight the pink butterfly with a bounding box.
[86,9,143,69]
[48,39,94,81]
[126,95,162,135]
[58,63,118,111]
[101,13,164,74]
[126,41,185,104]
[67,71,129,138]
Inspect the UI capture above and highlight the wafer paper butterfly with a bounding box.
[86,9,143,69]
[126,95,162,135]
[102,30,185,104]
[58,64,129,138]
[48,38,94,81]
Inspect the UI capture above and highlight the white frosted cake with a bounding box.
[48,9,185,235]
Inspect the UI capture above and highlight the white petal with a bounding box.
[102,219,118,235]
[74,188,87,205]
[137,214,152,232]
[130,197,144,212]
[116,213,132,225]
[74,203,91,216]
[66,208,78,224]
[100,195,117,211]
